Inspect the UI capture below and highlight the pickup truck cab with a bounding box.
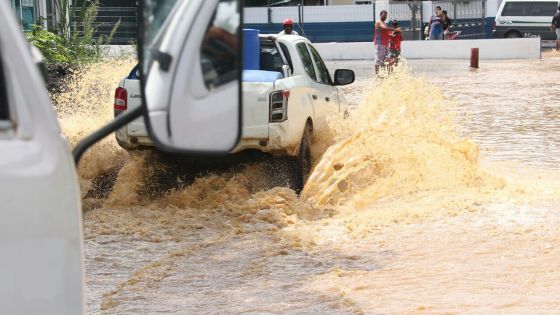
[115,34,354,188]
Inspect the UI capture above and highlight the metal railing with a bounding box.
[244,1,489,41]
[71,1,488,44]
[71,6,138,44]
[432,0,488,39]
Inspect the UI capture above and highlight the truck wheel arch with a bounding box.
[291,118,313,157]
[302,117,313,147]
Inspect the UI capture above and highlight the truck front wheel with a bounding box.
[293,125,312,193]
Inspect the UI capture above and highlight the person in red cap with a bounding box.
[279,18,299,35]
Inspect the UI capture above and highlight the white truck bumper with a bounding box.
[116,121,301,157]
[231,121,301,157]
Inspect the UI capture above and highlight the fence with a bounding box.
[71,1,489,45]
[244,0,489,43]
[432,0,488,39]
[72,6,138,45]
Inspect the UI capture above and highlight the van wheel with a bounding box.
[293,125,312,193]
[505,31,522,38]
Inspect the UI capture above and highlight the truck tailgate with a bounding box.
[123,79,148,137]
[242,81,272,139]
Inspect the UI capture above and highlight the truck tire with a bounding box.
[293,125,312,193]
[505,31,522,38]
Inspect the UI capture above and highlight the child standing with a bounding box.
[389,20,402,66]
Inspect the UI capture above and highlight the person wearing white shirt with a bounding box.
[279,18,299,35]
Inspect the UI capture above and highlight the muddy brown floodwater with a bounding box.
[57,54,560,314]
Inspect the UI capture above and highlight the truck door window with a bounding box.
[296,42,316,81]
[502,2,531,16]
[308,44,332,85]
[279,43,293,72]
[530,2,557,16]
[0,54,9,121]
[201,0,240,88]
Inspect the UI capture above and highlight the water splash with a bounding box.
[303,66,504,210]
[56,60,508,224]
[54,59,135,199]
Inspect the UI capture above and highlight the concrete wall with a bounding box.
[313,38,541,60]
[104,38,540,61]
[315,42,376,60]
[401,38,541,59]
[102,45,137,58]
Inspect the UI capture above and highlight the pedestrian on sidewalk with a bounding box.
[389,20,402,67]
[428,6,444,40]
[374,10,400,74]
[551,7,560,51]
[442,10,451,38]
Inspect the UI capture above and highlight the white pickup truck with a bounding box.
[115,34,355,189]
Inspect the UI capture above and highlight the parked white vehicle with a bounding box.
[1,0,243,313]
[114,34,354,188]
[0,2,85,314]
[494,0,560,39]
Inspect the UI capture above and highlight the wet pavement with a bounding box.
[57,56,560,314]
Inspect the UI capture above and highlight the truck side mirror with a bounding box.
[333,69,355,86]
[139,0,241,154]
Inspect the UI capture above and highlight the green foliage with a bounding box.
[27,24,70,63]
[27,0,120,66]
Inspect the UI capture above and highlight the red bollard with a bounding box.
[470,48,479,68]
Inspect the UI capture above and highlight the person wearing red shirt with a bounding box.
[389,20,402,67]
[374,10,399,74]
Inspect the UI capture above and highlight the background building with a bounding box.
[9,0,51,30]
[9,0,503,44]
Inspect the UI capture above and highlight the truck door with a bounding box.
[307,43,339,116]
[295,42,329,131]
[0,5,84,314]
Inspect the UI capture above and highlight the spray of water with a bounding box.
[304,66,504,212]
[55,60,511,225]
[54,58,136,200]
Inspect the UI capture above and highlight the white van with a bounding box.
[494,0,560,39]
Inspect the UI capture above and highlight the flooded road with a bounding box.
[334,54,560,169]
[60,55,560,314]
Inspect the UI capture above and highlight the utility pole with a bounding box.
[267,0,271,24]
